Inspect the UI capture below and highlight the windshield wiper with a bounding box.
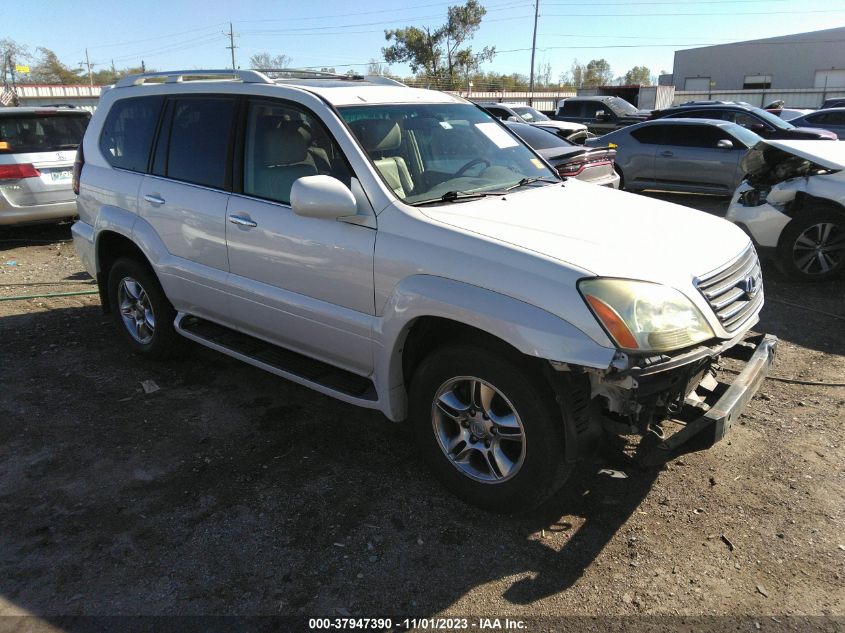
[504,176,562,191]
[414,189,508,205]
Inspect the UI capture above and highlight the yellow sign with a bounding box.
[15,64,30,74]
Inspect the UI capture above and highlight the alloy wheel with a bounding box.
[117,276,156,344]
[792,222,845,275]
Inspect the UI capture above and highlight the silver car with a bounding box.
[586,118,762,195]
[0,106,90,225]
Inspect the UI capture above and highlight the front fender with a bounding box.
[375,275,615,421]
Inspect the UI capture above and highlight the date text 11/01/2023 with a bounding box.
[308,618,528,630]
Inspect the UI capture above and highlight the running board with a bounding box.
[174,313,379,406]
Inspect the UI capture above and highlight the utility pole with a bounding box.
[80,49,94,86]
[528,0,539,105]
[225,22,238,70]
[141,60,146,73]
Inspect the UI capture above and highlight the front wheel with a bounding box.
[777,208,845,281]
[409,344,573,513]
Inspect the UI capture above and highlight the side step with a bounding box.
[175,313,379,405]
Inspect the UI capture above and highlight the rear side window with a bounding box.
[99,96,163,172]
[630,125,664,144]
[0,113,89,154]
[510,124,569,150]
[165,98,236,189]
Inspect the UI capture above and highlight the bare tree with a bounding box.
[249,52,292,70]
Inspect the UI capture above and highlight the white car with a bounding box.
[73,69,775,512]
[728,140,845,280]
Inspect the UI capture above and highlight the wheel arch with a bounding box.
[95,230,153,313]
[374,275,614,422]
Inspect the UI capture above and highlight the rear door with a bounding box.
[653,124,743,192]
[138,96,236,322]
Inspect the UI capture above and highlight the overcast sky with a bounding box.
[7,0,845,85]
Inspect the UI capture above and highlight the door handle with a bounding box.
[660,151,674,157]
[228,214,257,228]
[143,194,165,205]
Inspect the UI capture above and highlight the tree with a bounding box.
[583,59,613,87]
[249,52,292,70]
[567,59,585,88]
[30,47,84,84]
[383,0,495,87]
[367,59,388,76]
[623,65,651,85]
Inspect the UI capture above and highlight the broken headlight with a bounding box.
[579,279,714,352]
[738,188,768,207]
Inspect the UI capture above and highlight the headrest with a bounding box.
[262,124,308,166]
[350,119,402,152]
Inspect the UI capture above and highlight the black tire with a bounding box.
[408,344,574,513]
[777,206,845,281]
[107,257,178,358]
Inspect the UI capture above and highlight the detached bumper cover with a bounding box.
[641,333,778,465]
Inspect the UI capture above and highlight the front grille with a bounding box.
[695,245,763,332]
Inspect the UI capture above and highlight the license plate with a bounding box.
[50,170,72,182]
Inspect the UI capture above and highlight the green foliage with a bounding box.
[383,0,495,88]
[30,47,85,84]
[623,65,652,85]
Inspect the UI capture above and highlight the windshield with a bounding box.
[512,106,550,122]
[606,97,640,116]
[725,123,763,148]
[507,123,570,150]
[750,107,794,130]
[0,113,89,154]
[339,103,559,204]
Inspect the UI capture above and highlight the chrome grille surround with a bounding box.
[695,244,764,333]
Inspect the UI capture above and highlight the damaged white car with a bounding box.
[728,140,845,280]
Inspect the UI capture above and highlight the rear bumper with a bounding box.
[0,198,77,226]
[640,333,777,465]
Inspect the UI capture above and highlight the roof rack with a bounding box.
[258,68,366,81]
[115,69,273,88]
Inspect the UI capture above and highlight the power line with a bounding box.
[542,8,845,17]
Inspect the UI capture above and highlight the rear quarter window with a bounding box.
[630,126,664,144]
[99,96,164,172]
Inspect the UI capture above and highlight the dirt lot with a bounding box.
[0,193,843,631]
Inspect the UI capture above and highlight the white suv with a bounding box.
[72,70,776,512]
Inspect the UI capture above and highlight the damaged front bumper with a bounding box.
[639,333,778,465]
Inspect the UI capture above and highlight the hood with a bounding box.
[789,126,838,140]
[420,179,750,286]
[533,120,587,132]
[742,139,845,175]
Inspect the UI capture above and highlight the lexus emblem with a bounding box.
[738,275,759,297]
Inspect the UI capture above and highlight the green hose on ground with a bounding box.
[0,290,99,302]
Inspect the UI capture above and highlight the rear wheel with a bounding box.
[107,258,178,358]
[409,344,573,513]
[777,207,845,281]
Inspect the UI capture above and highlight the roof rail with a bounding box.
[115,69,273,88]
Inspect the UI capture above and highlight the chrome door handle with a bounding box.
[143,194,165,205]
[228,214,257,228]
[660,151,674,157]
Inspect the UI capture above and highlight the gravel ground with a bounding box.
[0,193,843,631]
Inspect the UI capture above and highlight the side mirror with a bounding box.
[506,115,521,122]
[717,139,734,150]
[290,175,357,219]
[595,110,607,120]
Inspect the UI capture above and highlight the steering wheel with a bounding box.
[455,157,492,177]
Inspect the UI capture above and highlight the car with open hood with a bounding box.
[728,140,845,280]
[72,69,776,513]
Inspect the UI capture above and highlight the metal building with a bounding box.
[670,27,845,91]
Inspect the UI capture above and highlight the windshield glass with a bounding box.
[507,123,570,150]
[0,113,89,154]
[725,123,763,147]
[512,106,550,122]
[750,107,794,130]
[339,103,559,204]
[607,97,640,116]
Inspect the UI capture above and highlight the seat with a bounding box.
[253,125,317,203]
[349,119,414,197]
